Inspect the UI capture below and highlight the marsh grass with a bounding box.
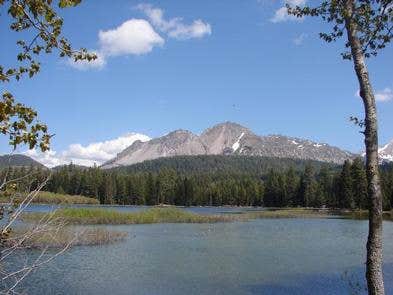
[244,208,336,219]
[245,208,393,221]
[22,207,236,225]
[22,207,393,226]
[0,191,99,205]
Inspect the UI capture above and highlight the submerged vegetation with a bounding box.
[11,227,127,249]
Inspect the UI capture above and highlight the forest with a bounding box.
[3,155,393,210]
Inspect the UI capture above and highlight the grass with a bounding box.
[245,208,393,221]
[22,207,236,225]
[22,207,393,226]
[10,227,127,249]
[0,191,99,205]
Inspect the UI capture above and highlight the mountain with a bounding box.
[0,154,46,169]
[102,122,357,168]
[379,140,393,162]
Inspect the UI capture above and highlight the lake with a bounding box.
[15,206,393,294]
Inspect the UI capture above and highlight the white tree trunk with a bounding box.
[344,1,385,294]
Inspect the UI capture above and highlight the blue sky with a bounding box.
[1,0,392,166]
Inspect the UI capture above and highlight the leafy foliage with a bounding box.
[0,0,96,152]
[0,92,51,151]
[1,0,96,83]
[287,1,393,59]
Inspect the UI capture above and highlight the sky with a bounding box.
[1,0,392,167]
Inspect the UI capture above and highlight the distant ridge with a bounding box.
[0,154,46,169]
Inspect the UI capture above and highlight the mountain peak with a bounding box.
[200,122,251,155]
[207,121,249,132]
[166,129,195,136]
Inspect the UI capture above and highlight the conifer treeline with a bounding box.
[3,157,393,209]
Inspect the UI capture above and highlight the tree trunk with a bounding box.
[344,1,385,294]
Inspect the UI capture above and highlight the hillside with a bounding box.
[0,154,46,169]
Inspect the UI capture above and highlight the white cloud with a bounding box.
[137,4,212,40]
[271,0,307,23]
[293,33,307,45]
[68,51,107,70]
[24,133,151,168]
[355,87,393,102]
[68,19,163,71]
[99,19,164,56]
[24,149,65,168]
[375,88,393,102]
[136,4,178,32]
[168,19,212,39]
[69,5,210,71]
[287,0,307,5]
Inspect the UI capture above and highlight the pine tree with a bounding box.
[285,167,299,206]
[351,158,368,209]
[264,170,281,207]
[298,164,318,207]
[145,173,156,205]
[339,161,355,209]
[318,165,334,208]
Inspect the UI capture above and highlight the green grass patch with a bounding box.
[0,191,99,205]
[22,207,235,225]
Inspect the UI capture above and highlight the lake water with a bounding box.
[14,206,393,294]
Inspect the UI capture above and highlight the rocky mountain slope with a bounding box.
[102,122,358,168]
[102,130,206,168]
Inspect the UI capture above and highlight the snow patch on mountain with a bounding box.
[232,132,245,152]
